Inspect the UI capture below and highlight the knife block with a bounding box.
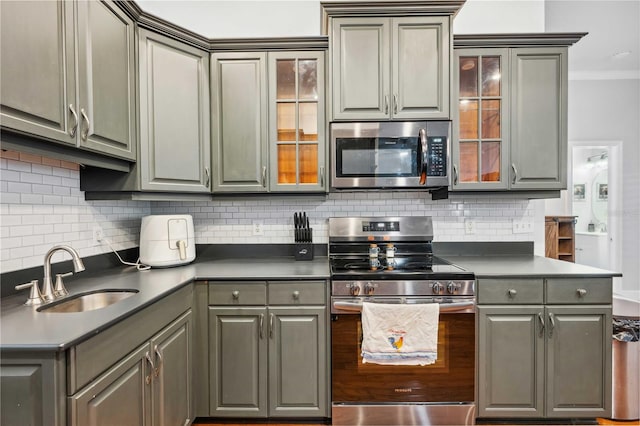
[294,243,314,261]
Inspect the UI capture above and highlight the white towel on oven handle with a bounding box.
[361,301,439,366]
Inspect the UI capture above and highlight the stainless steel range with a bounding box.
[329,216,476,426]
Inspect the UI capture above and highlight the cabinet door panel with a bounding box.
[269,307,327,417]
[332,18,390,120]
[76,0,135,160]
[452,48,510,190]
[209,307,268,417]
[0,0,75,145]
[212,53,268,192]
[268,51,326,192]
[510,48,567,190]
[70,344,149,426]
[138,29,211,192]
[477,306,544,418]
[151,311,192,426]
[393,17,449,119]
[546,306,612,418]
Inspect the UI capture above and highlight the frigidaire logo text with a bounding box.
[394,388,413,393]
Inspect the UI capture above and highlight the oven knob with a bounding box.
[431,282,444,295]
[349,283,360,296]
[364,282,375,295]
[447,282,459,294]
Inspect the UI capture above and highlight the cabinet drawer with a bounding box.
[545,278,612,304]
[209,282,266,305]
[478,279,544,304]
[268,281,326,305]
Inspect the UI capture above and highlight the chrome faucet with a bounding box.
[41,245,86,302]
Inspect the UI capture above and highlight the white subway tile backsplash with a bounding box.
[1,151,538,273]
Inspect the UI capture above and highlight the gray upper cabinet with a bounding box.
[76,0,136,160]
[139,29,211,192]
[331,16,450,121]
[268,51,326,192]
[510,48,567,190]
[452,34,584,193]
[0,0,136,161]
[0,0,76,146]
[211,52,269,192]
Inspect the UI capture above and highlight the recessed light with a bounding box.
[611,51,631,59]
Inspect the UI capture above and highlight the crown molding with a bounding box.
[321,1,465,34]
[454,32,588,48]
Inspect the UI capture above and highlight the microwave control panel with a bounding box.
[427,137,447,177]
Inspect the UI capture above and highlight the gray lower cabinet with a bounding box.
[0,0,136,161]
[452,34,585,193]
[477,278,612,419]
[70,310,193,426]
[330,16,450,121]
[0,351,67,426]
[211,52,269,192]
[208,280,328,418]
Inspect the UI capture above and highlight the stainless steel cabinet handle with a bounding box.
[69,104,79,138]
[548,312,556,338]
[507,289,517,298]
[259,314,264,339]
[232,290,240,299]
[292,290,300,300]
[577,288,587,297]
[154,345,163,378]
[453,165,459,185]
[261,166,267,188]
[384,95,389,115]
[393,94,398,114]
[537,312,545,337]
[269,313,274,339]
[205,167,210,188]
[320,166,325,188]
[145,351,155,385]
[80,108,90,141]
[511,163,518,184]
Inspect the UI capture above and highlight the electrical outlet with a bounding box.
[513,219,533,234]
[464,219,476,235]
[252,220,264,236]
[92,226,104,245]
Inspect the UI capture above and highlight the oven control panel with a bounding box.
[362,221,400,232]
[332,280,476,297]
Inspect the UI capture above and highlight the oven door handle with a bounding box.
[332,300,475,313]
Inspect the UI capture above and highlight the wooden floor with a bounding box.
[192,420,638,426]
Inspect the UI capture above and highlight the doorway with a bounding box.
[570,141,623,286]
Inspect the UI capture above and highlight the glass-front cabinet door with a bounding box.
[268,51,325,192]
[452,48,509,190]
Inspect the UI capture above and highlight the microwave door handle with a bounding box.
[419,128,428,185]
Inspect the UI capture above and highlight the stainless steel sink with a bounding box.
[37,289,139,313]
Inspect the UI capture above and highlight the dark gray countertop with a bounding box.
[0,254,618,351]
[447,255,622,278]
[0,257,329,352]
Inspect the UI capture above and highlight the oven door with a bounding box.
[331,297,476,424]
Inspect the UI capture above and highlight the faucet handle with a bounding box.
[15,280,44,306]
[54,272,73,298]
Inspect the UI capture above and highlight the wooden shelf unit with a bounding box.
[545,216,577,262]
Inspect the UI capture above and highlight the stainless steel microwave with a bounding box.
[330,121,451,190]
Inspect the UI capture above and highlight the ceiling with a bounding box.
[544,0,639,80]
[135,0,640,80]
